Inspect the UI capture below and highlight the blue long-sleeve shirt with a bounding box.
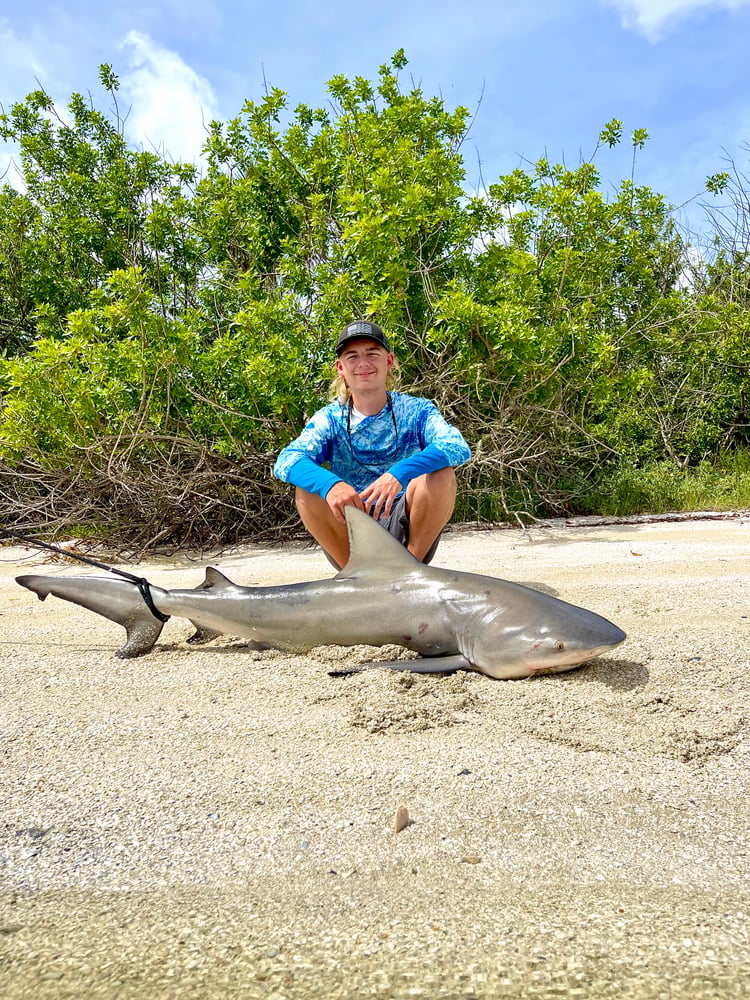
[274,391,471,498]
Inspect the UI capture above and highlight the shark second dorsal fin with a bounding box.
[336,506,421,579]
[199,566,237,590]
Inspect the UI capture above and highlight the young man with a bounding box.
[273,320,471,569]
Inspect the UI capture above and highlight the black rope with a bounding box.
[1,528,170,623]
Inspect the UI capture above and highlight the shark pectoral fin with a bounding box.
[328,654,471,678]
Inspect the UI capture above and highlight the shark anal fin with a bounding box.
[186,624,224,644]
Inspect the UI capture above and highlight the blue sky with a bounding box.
[1,0,749,241]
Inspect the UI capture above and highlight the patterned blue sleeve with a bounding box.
[387,395,471,488]
[422,400,472,465]
[388,442,453,488]
[273,406,342,498]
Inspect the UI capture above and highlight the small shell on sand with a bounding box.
[393,805,410,833]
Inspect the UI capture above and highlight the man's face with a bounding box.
[335,339,394,390]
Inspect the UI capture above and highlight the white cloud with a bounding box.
[0,22,49,88]
[0,19,55,191]
[0,149,26,193]
[606,0,750,39]
[119,31,218,166]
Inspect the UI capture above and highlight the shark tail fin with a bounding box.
[15,574,167,659]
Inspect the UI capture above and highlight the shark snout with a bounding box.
[562,615,627,659]
[605,623,627,647]
[470,605,627,679]
[542,618,627,672]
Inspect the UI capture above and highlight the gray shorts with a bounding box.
[324,494,441,569]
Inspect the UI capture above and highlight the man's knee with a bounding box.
[295,486,321,515]
[406,467,457,527]
[428,466,456,489]
[409,466,456,501]
[295,486,345,534]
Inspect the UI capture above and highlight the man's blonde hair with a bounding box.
[328,356,401,404]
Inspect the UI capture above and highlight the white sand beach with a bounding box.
[1,513,749,998]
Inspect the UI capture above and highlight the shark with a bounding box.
[15,506,626,679]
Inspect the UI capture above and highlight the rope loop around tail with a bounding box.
[134,578,171,622]
[2,527,170,623]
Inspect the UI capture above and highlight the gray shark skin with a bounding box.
[15,507,626,679]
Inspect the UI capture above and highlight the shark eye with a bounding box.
[555,641,565,651]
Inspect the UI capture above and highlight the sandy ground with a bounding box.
[1,513,749,999]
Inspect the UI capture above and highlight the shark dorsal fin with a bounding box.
[198,566,237,590]
[336,506,421,579]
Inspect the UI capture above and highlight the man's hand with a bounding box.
[359,473,402,519]
[325,481,366,523]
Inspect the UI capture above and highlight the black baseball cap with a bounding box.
[335,320,391,356]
